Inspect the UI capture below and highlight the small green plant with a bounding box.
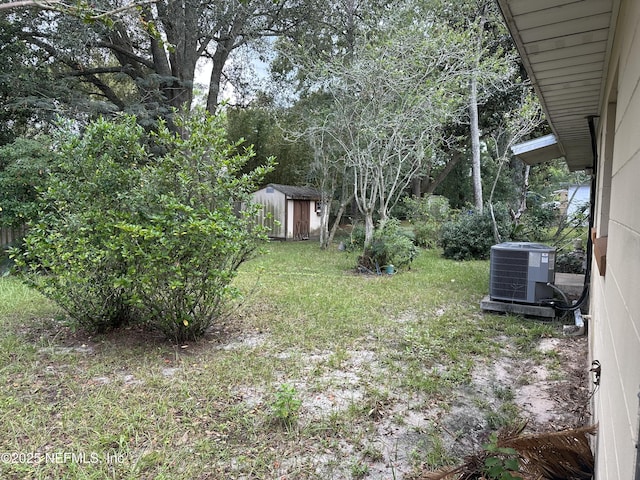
[348,223,366,250]
[272,383,302,426]
[327,346,349,369]
[482,433,521,480]
[361,444,383,462]
[485,402,521,430]
[349,458,370,478]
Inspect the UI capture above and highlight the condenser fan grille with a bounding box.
[490,250,529,301]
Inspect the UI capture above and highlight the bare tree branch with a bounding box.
[0,0,158,21]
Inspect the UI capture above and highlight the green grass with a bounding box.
[0,242,563,479]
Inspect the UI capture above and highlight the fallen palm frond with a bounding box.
[418,424,597,480]
[500,424,597,479]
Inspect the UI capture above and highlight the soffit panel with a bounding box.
[497,0,615,171]
[514,2,612,31]
[529,42,607,63]
[524,29,609,55]
[535,62,604,80]
[534,53,606,72]
[509,0,585,17]
[519,14,611,44]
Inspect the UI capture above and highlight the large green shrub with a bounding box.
[16,111,273,341]
[17,117,147,331]
[440,206,511,260]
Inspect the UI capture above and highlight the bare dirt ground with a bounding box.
[513,336,592,431]
[227,328,593,479]
[33,316,593,479]
[270,331,593,479]
[160,322,592,479]
[381,334,592,479]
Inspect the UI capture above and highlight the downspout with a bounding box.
[636,389,640,480]
[554,115,599,313]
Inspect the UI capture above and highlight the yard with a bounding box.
[0,241,590,479]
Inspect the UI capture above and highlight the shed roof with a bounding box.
[266,184,321,200]
[497,0,618,171]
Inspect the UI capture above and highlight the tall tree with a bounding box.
[485,89,545,242]
[419,0,517,211]
[458,0,515,212]
[4,0,315,124]
[0,16,57,143]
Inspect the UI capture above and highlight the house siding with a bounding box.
[591,0,640,478]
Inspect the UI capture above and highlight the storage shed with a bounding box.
[252,184,322,240]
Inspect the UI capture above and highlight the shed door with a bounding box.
[293,200,310,240]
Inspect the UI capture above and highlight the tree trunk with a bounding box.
[319,192,331,248]
[470,74,483,213]
[326,193,354,248]
[425,151,464,195]
[364,210,375,248]
[511,164,530,223]
[412,177,422,197]
[206,45,231,113]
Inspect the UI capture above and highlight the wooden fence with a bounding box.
[0,225,26,251]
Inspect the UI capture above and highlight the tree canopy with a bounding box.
[2,0,557,252]
[2,0,319,125]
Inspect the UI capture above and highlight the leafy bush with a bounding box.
[403,195,450,223]
[403,195,450,249]
[440,206,511,260]
[555,250,586,273]
[510,201,558,242]
[359,218,417,271]
[15,111,273,341]
[412,220,441,249]
[17,117,148,332]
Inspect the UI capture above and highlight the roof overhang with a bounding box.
[511,134,563,165]
[496,0,619,171]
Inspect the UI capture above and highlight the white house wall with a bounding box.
[309,204,322,237]
[591,0,640,478]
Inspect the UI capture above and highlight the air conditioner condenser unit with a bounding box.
[489,242,556,304]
